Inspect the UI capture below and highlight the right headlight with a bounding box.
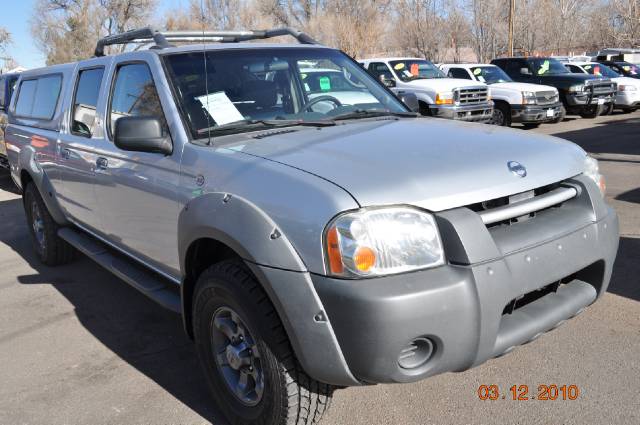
[569,84,585,93]
[583,155,606,196]
[325,207,445,278]
[619,84,637,92]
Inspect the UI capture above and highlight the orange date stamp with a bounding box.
[477,384,580,401]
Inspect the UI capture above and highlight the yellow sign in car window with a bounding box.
[538,60,550,75]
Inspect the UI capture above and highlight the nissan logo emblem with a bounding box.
[508,161,527,178]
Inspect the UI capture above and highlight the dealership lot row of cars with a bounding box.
[0,29,632,425]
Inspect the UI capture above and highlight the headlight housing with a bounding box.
[569,84,585,93]
[325,207,445,278]
[619,84,638,92]
[583,155,606,196]
[521,91,537,104]
[435,92,454,105]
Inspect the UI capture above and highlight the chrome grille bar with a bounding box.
[479,186,578,225]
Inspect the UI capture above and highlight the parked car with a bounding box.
[6,27,619,425]
[440,63,563,127]
[0,72,20,170]
[594,60,640,80]
[492,57,617,118]
[565,62,640,113]
[359,57,494,122]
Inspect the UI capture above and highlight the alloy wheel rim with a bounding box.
[31,200,46,251]
[492,109,505,125]
[211,306,264,406]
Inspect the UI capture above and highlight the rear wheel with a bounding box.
[193,260,335,425]
[23,183,75,266]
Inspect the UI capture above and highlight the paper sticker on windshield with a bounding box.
[403,70,413,78]
[410,63,420,76]
[623,65,631,71]
[538,60,550,75]
[472,68,482,75]
[394,63,405,70]
[584,65,592,69]
[477,76,486,82]
[319,76,331,91]
[196,91,244,126]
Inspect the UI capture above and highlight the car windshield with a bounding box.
[389,60,446,82]
[581,64,619,78]
[617,62,639,76]
[162,48,407,139]
[469,66,512,84]
[527,58,570,75]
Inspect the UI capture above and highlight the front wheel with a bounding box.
[552,105,566,123]
[193,260,335,425]
[490,102,511,126]
[579,104,602,118]
[522,123,540,129]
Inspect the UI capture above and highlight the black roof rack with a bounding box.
[94,27,318,57]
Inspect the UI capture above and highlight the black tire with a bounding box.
[579,104,602,118]
[193,260,335,425]
[23,183,75,266]
[491,102,511,126]
[522,123,540,129]
[552,105,566,123]
[621,107,634,114]
[603,102,614,115]
[418,101,432,116]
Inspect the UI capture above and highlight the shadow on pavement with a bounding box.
[607,237,640,303]
[0,195,227,425]
[616,188,640,204]
[550,114,640,156]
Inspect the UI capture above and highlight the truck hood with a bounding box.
[225,118,586,211]
[491,82,557,93]
[405,78,485,92]
[611,76,640,87]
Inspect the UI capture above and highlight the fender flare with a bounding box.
[18,146,68,226]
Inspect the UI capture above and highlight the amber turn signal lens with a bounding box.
[599,176,606,195]
[435,94,453,105]
[353,246,376,272]
[326,227,344,274]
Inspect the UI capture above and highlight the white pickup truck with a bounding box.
[440,63,564,128]
[360,58,493,122]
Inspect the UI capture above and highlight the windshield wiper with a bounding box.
[331,109,418,121]
[199,118,336,138]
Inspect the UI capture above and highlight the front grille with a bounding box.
[535,91,559,105]
[454,87,489,105]
[586,80,616,96]
[467,181,577,227]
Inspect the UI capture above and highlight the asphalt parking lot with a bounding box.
[0,113,638,425]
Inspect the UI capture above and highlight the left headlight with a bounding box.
[583,155,606,196]
[521,91,537,104]
[325,207,445,278]
[619,84,638,92]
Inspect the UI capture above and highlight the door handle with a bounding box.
[61,148,71,159]
[96,157,108,170]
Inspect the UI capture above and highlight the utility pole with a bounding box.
[508,0,515,56]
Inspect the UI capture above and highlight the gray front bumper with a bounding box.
[305,177,618,385]
[511,102,562,123]
[429,102,494,122]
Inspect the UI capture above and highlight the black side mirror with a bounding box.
[114,116,172,155]
[397,92,419,112]
[380,74,396,88]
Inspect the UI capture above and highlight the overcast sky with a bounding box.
[2,0,186,69]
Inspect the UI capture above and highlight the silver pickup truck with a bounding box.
[5,28,619,425]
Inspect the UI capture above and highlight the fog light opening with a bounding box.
[398,337,435,370]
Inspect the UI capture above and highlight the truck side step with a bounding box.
[58,227,181,313]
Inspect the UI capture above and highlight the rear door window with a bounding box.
[15,79,37,117]
[14,75,63,119]
[448,68,472,79]
[71,68,105,137]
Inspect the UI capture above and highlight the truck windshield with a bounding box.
[581,64,620,78]
[389,60,446,82]
[469,66,512,84]
[527,58,570,75]
[162,48,407,139]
